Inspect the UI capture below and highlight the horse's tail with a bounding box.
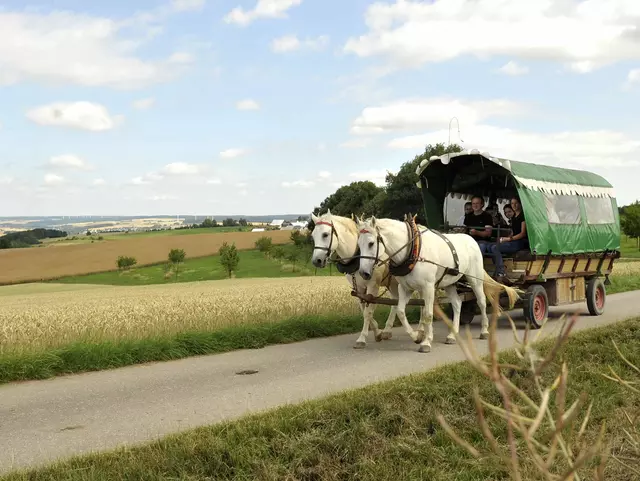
[482,272,521,313]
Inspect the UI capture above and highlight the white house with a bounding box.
[270,219,285,228]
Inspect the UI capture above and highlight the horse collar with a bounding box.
[388,217,422,277]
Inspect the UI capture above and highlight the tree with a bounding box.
[168,248,186,281]
[272,246,285,261]
[116,255,137,270]
[255,236,273,256]
[201,217,217,228]
[621,201,640,249]
[286,248,301,272]
[312,180,384,218]
[382,142,463,225]
[219,241,239,278]
[238,218,248,227]
[222,218,237,227]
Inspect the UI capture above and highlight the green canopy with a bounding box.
[416,152,620,255]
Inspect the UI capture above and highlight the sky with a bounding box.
[1,0,639,217]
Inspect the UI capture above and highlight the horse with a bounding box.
[355,215,520,353]
[310,210,402,349]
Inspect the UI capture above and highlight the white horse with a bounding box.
[310,210,402,349]
[355,215,520,353]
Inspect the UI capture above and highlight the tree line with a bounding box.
[311,142,463,226]
[0,228,67,249]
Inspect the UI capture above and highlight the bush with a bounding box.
[116,255,137,270]
[255,236,273,256]
[219,241,239,278]
[272,246,285,261]
[168,248,186,281]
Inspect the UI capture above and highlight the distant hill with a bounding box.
[0,228,68,249]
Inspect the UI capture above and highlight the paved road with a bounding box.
[1,290,639,475]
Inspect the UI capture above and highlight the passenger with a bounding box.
[456,202,473,226]
[464,195,494,254]
[489,197,529,284]
[503,204,514,224]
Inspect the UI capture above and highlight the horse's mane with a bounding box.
[322,214,358,238]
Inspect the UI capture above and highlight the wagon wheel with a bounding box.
[459,300,476,325]
[523,284,548,329]
[586,277,606,316]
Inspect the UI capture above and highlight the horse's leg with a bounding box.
[354,283,383,348]
[417,281,436,352]
[395,283,419,342]
[468,276,489,340]
[381,281,399,340]
[443,284,461,344]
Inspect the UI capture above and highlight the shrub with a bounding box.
[255,236,273,256]
[116,255,137,270]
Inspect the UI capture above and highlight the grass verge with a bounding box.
[0,307,421,384]
[3,317,638,481]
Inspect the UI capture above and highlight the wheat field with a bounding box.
[0,277,360,355]
[0,230,291,285]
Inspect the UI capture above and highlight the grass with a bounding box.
[0,229,291,285]
[52,245,332,285]
[2,317,638,481]
[621,235,640,258]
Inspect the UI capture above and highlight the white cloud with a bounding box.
[168,52,194,64]
[148,194,179,201]
[282,180,315,188]
[26,102,122,131]
[171,0,205,11]
[270,34,329,53]
[92,178,106,186]
[44,173,65,185]
[0,176,14,185]
[206,177,222,184]
[48,154,93,171]
[133,98,155,110]
[318,171,331,179]
[349,170,388,187]
[350,97,522,135]
[498,61,529,76]
[224,0,302,26]
[160,162,202,175]
[343,0,640,73]
[340,138,371,148]
[130,171,164,185]
[628,69,640,84]
[388,125,640,168]
[0,11,188,89]
[236,99,260,110]
[220,148,248,159]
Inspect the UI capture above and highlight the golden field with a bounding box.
[0,230,291,285]
[0,277,359,355]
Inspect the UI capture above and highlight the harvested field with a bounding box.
[0,230,291,284]
[0,277,359,355]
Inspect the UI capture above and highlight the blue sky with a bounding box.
[1,0,639,216]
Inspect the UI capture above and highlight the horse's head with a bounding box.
[310,209,337,268]
[355,215,381,281]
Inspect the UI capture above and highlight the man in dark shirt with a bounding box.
[463,195,494,254]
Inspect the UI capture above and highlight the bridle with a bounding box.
[312,220,339,258]
[357,222,423,268]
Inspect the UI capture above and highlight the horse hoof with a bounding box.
[418,345,431,353]
[445,337,456,345]
[414,331,426,344]
[353,342,367,349]
[381,332,392,340]
[375,333,383,342]
[479,332,489,340]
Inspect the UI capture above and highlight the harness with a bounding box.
[360,216,461,289]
